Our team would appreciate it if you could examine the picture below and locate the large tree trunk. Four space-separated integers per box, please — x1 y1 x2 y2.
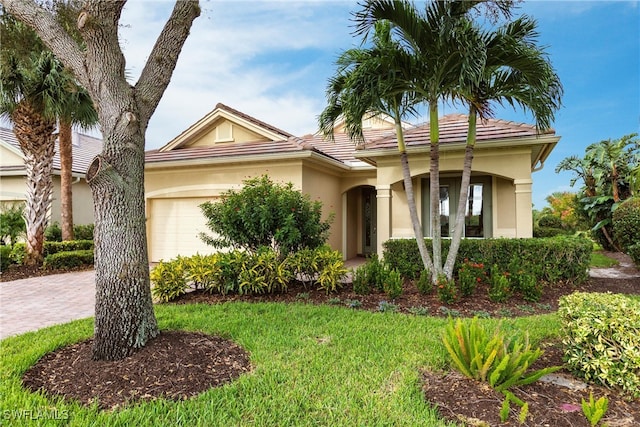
87 129 158 361
12 102 56 265
59 119 74 241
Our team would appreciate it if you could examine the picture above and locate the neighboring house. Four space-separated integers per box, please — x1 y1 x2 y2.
145 103 560 263
0 126 102 225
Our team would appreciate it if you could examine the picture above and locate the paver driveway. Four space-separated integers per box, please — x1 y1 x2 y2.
0 270 95 339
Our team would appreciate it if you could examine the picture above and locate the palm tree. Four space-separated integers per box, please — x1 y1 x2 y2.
0 9 96 262
443 15 563 277
319 20 434 274
353 0 495 281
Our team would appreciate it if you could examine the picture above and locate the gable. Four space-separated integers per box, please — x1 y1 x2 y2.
159 103 293 152
183 117 271 148
0 140 24 167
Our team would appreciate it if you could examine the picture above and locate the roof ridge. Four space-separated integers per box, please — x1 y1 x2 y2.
215 103 293 138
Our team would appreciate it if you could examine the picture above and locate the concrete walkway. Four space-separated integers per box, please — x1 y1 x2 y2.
0 270 95 340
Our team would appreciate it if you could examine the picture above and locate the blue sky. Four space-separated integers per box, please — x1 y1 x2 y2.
119 0 639 210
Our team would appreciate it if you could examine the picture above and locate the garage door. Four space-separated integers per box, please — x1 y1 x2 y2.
148 197 217 262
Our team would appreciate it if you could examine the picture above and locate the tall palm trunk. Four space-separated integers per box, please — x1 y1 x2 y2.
444 109 477 278
59 119 74 240
428 102 443 282
87 125 158 361
394 113 433 274
12 102 56 265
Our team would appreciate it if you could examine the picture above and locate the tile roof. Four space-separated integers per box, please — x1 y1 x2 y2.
365 114 554 150
0 126 103 176
144 111 556 168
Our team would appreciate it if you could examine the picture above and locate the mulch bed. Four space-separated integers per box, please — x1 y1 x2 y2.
10 252 640 423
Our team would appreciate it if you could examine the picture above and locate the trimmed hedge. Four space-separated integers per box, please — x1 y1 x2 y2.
43 249 94 270
558 292 640 398
383 236 591 284
10 240 94 263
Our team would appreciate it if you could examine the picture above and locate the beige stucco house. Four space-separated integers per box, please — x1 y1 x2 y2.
0 127 101 225
144 103 559 262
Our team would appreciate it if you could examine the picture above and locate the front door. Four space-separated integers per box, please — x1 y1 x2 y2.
362 187 377 255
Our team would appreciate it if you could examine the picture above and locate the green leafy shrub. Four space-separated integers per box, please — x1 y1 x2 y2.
238 247 292 295
314 247 347 294
612 197 640 253
507 258 542 302
73 224 94 240
436 274 457 304
558 292 640 398
0 245 12 271
488 264 511 302
9 243 25 264
213 251 247 295
44 240 94 256
43 249 94 270
627 242 640 266
0 202 25 245
382 268 403 300
384 237 592 285
150 258 188 302
352 263 372 295
457 259 485 297
415 269 432 295
199 175 333 257
44 222 62 242
184 253 219 290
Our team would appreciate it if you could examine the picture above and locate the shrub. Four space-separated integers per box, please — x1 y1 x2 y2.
415 269 432 295
44 240 94 256
44 222 62 242
382 269 403 300
628 242 640 266
383 236 591 286
184 253 219 290
73 224 94 240
612 197 640 253
558 292 640 398
9 243 25 264
199 175 333 257
0 245 12 271
457 259 485 297
436 274 457 304
442 317 560 392
43 249 94 270
150 258 188 302
238 247 292 295
314 248 347 294
488 264 511 302
0 202 25 245
213 251 247 295
507 258 542 302
352 264 372 295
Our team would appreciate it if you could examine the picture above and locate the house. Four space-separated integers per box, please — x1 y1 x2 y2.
144 103 559 262
0 127 102 225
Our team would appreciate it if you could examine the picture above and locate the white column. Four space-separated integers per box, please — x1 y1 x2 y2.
514 179 533 237
376 184 391 256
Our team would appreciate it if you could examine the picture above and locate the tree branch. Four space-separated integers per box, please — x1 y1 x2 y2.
135 0 201 126
1 0 88 88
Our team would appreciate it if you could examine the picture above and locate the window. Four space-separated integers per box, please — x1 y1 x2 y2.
423 177 492 238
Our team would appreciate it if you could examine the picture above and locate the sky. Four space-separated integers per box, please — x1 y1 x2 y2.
117 0 640 210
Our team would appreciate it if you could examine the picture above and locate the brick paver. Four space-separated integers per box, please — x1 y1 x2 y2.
0 270 95 339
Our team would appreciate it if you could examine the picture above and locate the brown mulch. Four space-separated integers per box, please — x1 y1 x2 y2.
22 331 252 411
11 252 640 422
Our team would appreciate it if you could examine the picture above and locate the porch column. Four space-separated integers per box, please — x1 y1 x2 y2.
376 184 391 256
514 179 533 237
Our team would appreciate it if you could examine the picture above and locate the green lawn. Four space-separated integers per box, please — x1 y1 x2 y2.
590 251 620 268
0 303 562 426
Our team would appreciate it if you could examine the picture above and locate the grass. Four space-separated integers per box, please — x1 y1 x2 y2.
0 303 563 426
590 251 620 268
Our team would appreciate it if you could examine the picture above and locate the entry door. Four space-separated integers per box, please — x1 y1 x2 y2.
362 187 377 255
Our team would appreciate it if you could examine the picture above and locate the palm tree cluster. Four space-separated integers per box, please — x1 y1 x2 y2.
0 2 97 264
556 133 639 250
320 0 563 282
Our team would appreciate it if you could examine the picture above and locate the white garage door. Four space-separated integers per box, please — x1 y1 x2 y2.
148 197 217 262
